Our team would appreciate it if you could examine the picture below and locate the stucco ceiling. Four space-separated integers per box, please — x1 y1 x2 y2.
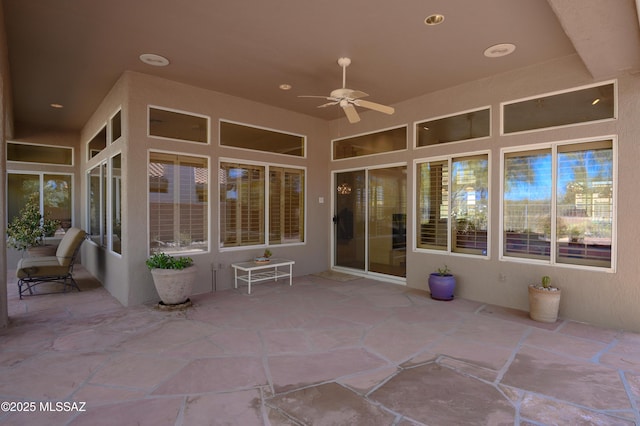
3 0 640 132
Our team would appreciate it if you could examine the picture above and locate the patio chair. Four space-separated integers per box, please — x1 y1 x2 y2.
16 227 87 299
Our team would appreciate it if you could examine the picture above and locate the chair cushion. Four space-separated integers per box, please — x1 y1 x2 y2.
16 256 67 279
55 227 86 266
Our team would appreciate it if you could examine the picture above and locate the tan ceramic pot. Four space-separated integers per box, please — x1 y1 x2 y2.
528 285 561 323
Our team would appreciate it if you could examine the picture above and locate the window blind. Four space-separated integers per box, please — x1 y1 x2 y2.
451 155 488 255
220 162 265 247
503 149 552 260
221 162 304 248
556 141 612 267
149 153 208 253
417 160 448 250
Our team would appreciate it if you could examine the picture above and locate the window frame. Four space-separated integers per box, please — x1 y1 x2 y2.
219 157 306 251
7 170 75 231
7 141 74 166
147 150 211 255
414 150 491 258
500 80 617 136
147 105 211 145
332 125 408 161
414 106 492 149
87 124 107 160
109 152 123 256
109 108 122 144
499 136 617 272
219 119 307 158
87 161 108 246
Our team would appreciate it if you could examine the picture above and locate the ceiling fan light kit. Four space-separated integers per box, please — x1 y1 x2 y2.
300 57 395 124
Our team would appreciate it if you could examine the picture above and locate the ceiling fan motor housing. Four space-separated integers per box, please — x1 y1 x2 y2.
331 88 355 99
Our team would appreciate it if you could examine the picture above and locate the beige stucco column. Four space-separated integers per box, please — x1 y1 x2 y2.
0 0 12 328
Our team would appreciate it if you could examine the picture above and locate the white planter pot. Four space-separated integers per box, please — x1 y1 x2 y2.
150 266 197 305
528 285 561 323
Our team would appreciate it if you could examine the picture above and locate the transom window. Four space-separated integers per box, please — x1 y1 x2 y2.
219 161 305 248
333 126 407 160
415 107 490 147
220 120 305 157
148 106 209 144
502 138 615 269
7 142 73 166
502 81 615 134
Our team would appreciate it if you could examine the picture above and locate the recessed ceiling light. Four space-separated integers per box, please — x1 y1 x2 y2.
484 43 516 58
139 53 170 67
279 84 292 90
424 14 445 26
50 103 64 109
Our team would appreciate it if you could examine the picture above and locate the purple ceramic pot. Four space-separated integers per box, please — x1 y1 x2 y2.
428 273 456 301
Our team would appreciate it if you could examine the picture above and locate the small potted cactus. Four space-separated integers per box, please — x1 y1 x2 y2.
528 275 561 323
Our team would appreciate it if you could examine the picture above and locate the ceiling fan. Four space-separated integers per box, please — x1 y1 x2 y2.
300 57 395 124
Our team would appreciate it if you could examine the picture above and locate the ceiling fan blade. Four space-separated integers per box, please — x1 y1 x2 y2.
349 90 369 100
353 99 395 115
298 95 334 100
343 104 360 123
317 101 339 108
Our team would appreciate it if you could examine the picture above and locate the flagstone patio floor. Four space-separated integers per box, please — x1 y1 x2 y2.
2 266 640 425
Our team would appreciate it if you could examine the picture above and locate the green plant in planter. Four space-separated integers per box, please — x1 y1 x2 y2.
263 248 272 258
7 193 60 251
541 275 551 289
146 252 193 270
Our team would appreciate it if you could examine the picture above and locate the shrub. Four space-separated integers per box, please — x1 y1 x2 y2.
7 193 60 251
146 252 193 270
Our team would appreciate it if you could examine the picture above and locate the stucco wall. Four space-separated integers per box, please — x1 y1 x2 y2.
55 52 640 331
81 71 331 306
329 54 640 331
0 0 9 328
78 75 128 304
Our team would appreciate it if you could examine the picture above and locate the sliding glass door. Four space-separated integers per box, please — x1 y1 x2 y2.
334 166 406 278
334 170 366 270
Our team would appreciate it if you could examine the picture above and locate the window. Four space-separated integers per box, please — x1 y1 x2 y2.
111 154 122 254
7 173 72 230
503 149 552 260
333 126 407 160
220 161 305 248
111 110 122 142
88 126 107 159
269 167 305 244
149 106 209 144
148 152 209 254
87 155 123 252
502 139 614 269
7 142 73 165
416 153 489 256
502 81 615 134
220 120 305 157
87 163 106 245
416 107 490 147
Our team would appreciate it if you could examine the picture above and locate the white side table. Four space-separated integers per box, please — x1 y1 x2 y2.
231 258 295 294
